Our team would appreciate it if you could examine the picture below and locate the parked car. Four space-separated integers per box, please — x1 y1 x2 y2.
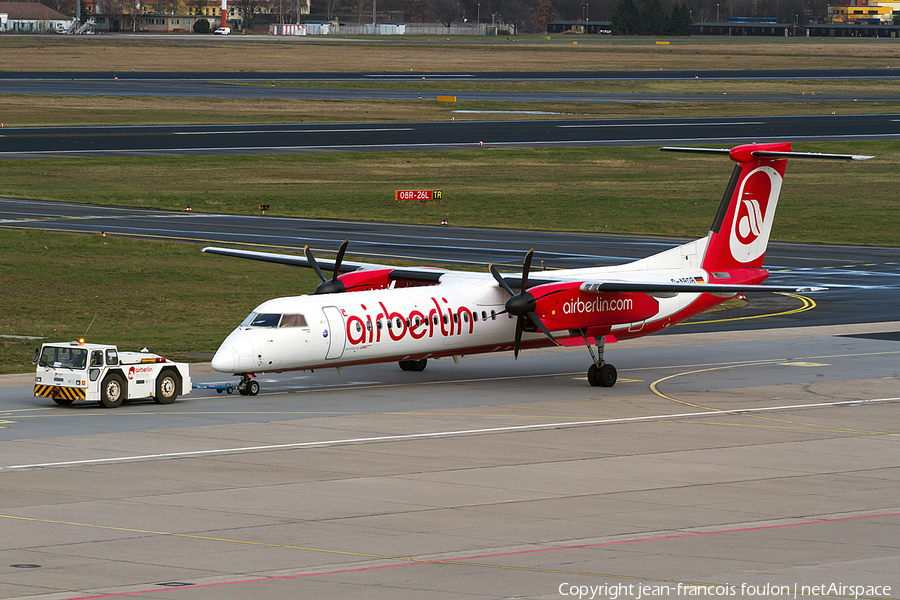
213 26 231 34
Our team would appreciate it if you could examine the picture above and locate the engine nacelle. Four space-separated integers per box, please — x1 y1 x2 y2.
530 281 659 331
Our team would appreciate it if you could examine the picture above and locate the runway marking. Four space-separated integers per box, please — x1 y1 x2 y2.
778 361 831 367
15 510 897 600
3 396 899 471
650 360 900 436
558 121 766 128
173 127 416 135
681 293 815 326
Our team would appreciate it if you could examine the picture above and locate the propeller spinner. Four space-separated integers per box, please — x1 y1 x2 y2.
489 249 560 359
305 239 349 295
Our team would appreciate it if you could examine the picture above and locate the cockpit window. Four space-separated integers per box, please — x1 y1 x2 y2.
279 314 308 328
247 313 281 328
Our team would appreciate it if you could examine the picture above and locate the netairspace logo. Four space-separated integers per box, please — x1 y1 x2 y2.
557 582 893 599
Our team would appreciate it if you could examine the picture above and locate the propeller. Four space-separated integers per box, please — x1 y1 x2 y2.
305 239 349 295
489 249 560 359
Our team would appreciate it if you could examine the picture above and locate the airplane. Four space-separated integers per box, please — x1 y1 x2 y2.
202 142 871 396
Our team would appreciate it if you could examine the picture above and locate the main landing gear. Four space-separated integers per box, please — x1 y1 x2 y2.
237 375 260 396
398 358 427 372
582 331 617 388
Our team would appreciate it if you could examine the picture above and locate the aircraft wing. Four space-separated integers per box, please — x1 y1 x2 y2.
576 280 825 296
201 247 447 284
496 273 823 295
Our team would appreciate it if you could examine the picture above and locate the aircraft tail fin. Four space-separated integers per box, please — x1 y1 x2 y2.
661 143 872 273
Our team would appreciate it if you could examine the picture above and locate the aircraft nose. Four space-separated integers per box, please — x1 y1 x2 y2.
211 347 236 373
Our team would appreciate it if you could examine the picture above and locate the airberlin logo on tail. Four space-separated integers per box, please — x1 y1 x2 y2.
729 166 782 264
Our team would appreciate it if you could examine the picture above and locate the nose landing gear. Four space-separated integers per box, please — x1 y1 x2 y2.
237 375 260 396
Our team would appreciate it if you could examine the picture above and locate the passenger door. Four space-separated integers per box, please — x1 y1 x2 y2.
322 306 346 360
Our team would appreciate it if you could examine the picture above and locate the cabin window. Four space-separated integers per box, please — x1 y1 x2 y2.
433 315 439 325
387 319 393 329
414 317 421 326
366 320 372 331
491 310 496 320
473 313 478 322
443 315 449 325
453 314 459 324
279 314 308 328
405 318 411 328
377 320 383 330
482 311 487 321
355 322 362 333
463 313 469 323
396 318 403 329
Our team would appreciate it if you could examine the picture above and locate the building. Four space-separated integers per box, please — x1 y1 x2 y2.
0 2 70 32
546 20 612 34
828 0 900 22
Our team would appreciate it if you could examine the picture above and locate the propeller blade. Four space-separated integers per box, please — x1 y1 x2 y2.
331 239 349 282
513 316 525 360
489 264 516 298
521 248 534 291
527 311 560 346
304 245 327 283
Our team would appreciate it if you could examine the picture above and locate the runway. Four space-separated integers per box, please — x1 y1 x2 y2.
1 324 898 599
3 197 899 331
3 114 900 157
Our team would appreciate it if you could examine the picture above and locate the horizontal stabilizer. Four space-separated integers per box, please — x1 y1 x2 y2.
660 147 873 161
579 280 826 295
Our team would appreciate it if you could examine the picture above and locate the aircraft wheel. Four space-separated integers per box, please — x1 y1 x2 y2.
587 364 602 387
400 358 427 372
599 364 617 387
100 373 125 408
247 380 260 396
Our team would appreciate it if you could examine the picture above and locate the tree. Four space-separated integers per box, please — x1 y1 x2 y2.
611 0 639 33
426 0 456 26
668 2 692 35
193 16 210 31
640 0 669 34
529 0 555 30
235 0 265 29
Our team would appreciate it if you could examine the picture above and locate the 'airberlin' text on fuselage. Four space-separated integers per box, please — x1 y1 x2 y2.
345 298 475 346
563 297 633 315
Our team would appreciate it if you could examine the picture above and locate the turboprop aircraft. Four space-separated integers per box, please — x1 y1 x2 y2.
203 142 871 396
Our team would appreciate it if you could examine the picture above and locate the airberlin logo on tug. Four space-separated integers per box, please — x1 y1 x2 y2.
729 166 782 264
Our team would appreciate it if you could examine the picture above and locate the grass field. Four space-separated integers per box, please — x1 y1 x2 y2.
0 143 895 245
3 36 900 72
0 229 321 374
